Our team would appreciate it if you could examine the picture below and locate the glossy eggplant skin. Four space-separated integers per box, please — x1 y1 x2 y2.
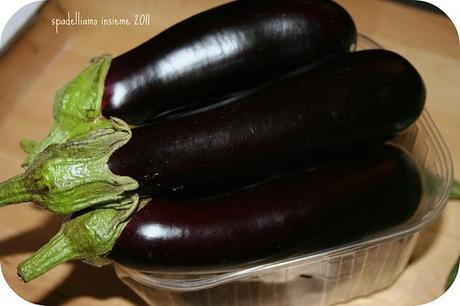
108 50 425 198
109 144 422 272
101 0 357 124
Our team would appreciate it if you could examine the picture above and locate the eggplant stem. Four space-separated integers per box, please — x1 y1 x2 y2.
0 174 31 207
17 197 138 282
451 179 460 200
20 139 38 155
17 232 77 282
0 118 138 214
21 54 112 167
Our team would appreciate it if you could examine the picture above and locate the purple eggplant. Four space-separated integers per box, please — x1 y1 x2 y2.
111 144 423 270
16 144 422 281
102 0 357 124
0 49 425 214
108 49 425 198
21 0 356 166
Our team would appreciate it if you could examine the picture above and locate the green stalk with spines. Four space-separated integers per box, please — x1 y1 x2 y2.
22 54 113 167
17 195 139 282
0 118 138 214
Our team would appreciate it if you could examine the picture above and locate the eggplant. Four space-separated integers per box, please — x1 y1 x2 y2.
102 0 357 124
0 49 425 214
109 144 422 271
17 144 422 281
22 0 357 164
108 49 426 198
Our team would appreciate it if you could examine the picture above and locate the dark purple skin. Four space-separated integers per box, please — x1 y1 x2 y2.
109 144 422 272
101 0 357 124
108 50 426 198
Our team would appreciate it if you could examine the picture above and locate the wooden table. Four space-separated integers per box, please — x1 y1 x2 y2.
0 0 458 305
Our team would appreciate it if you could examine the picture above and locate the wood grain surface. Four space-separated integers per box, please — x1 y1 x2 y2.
0 0 459 305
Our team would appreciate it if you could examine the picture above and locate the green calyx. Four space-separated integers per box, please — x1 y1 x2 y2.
6 54 144 283
0 118 138 214
22 54 112 166
18 195 139 282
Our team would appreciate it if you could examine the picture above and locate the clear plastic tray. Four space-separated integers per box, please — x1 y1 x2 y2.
114 36 454 306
